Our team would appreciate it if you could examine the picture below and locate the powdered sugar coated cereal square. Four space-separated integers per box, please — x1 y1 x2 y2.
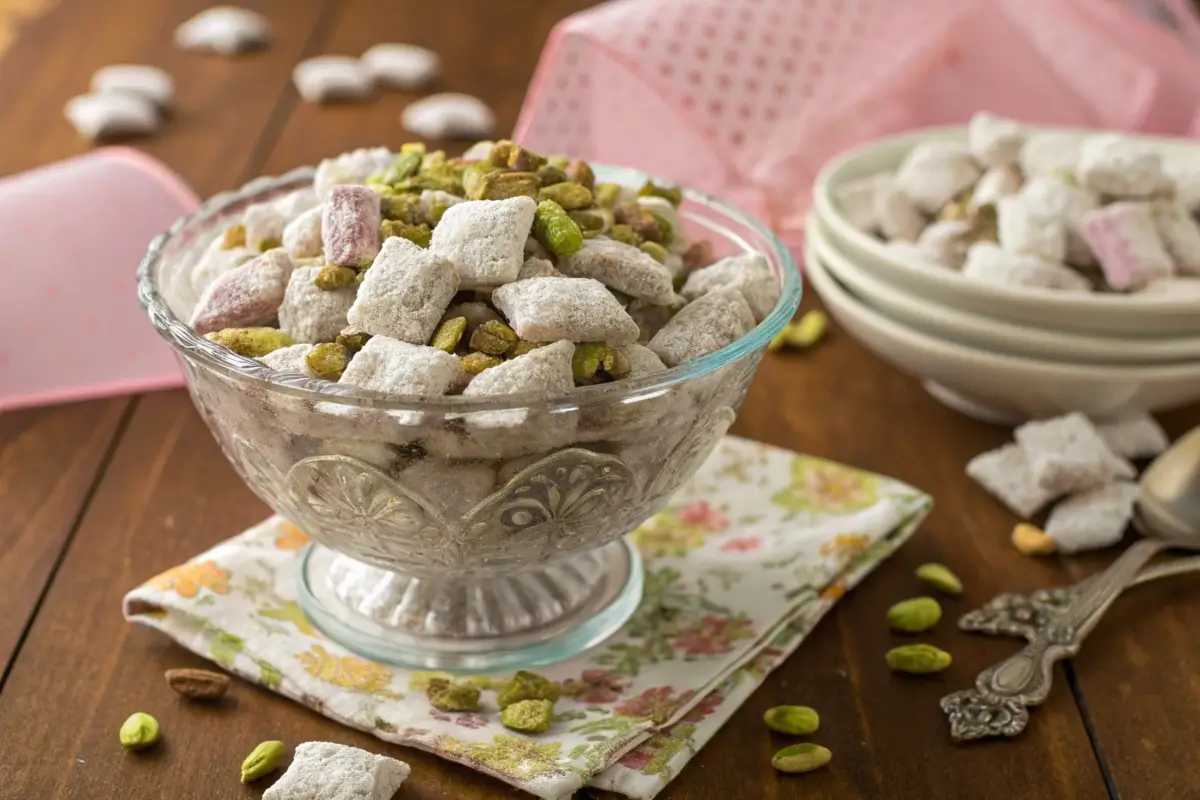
278 266 356 343
190 236 255 296
970 165 1023 209
894 142 982 214
835 174 888 234
1019 177 1099 266
262 741 409 800
361 43 440 89
680 253 780 322
282 205 324 260
491 277 639 345
648 287 755 367
517 256 563 280
1045 481 1138 554
400 459 495 519
1019 133 1079 180
1015 412 1124 496
968 113 1024 168
258 343 318 377
340 336 462 398
997 193 1067 263
1076 134 1166 199
313 147 394 201
462 340 576 428
962 243 1091 292
429 197 536 289
1080 202 1174 290
1153 200 1200 275
347 236 458 344
243 188 317 252
966 443 1056 518
293 56 373 104
557 238 675 305
191 249 294 334
914 220 972 269
1095 414 1169 459
873 178 926 242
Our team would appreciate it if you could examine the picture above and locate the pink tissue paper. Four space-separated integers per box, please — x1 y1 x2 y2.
514 0 1200 252
0 148 198 412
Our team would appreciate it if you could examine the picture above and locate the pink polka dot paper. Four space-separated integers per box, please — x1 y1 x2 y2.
514 0 1200 252
0 148 198 412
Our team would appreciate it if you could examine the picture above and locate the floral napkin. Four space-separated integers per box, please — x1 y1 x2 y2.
123 437 930 800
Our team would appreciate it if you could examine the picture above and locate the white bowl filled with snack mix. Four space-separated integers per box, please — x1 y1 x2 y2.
137 139 800 670
813 114 1200 337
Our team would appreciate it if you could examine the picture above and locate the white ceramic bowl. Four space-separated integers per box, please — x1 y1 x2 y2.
807 216 1200 366
812 125 1200 336
803 232 1200 423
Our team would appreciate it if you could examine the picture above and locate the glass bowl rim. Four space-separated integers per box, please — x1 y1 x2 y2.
136 162 802 413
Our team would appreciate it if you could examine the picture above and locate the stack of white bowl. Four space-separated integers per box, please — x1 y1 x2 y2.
806 125 1200 425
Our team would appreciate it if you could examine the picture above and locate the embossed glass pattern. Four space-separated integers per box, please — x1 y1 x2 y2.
137 164 802 670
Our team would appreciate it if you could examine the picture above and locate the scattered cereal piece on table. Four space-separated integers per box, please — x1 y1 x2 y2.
191 249 293 334
323 185 383 267
1045 481 1138 554
1095 413 1169 459
648 287 755 367
293 56 374 104
277 266 356 343
557 237 675 305
834 174 887 234
429 197 537 289
894 142 982 215
314 147 395 201
1012 522 1057 555
401 93 495 140
1152 200 1200 275
680 253 781 322
90 64 174 108
1076 134 1167 199
174 6 271 55
282 205 324 260
262 741 409 800
347 237 459 344
1014 412 1126 496
64 92 158 141
1079 201 1174 291
961 243 1091 292
873 178 926 242
997 193 1067 263
966 443 1056 517
361 43 440 89
967 112 1024 168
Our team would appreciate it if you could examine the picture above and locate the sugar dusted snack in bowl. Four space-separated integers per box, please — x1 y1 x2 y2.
136 141 800 671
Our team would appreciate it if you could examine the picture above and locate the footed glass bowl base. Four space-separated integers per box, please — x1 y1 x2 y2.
297 539 643 672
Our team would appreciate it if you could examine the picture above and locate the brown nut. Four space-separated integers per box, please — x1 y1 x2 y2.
165 668 231 700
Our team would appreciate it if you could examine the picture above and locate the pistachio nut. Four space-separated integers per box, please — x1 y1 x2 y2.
771 743 832 774
375 150 423 186
613 203 663 242
638 180 683 206
567 208 609 233
763 705 820 736
500 699 554 734
119 712 160 751
600 347 631 379
886 643 952 674
336 328 372 352
488 140 517 167
380 190 425 224
915 563 963 595
537 181 594 211
887 596 942 633
536 164 569 186
205 328 294 358
532 199 584 257
496 670 562 709
221 223 247 249
572 342 609 383
427 678 483 712
508 341 548 358
400 141 426 154
565 158 596 191
607 223 641 247
467 169 540 201
470 319 519 355
432 316 467 353
639 240 669 264
306 342 349 381
594 182 623 208
241 740 286 783
506 144 546 173
380 219 432 248
460 352 503 373
256 236 282 252
1012 522 1056 555
315 264 358 290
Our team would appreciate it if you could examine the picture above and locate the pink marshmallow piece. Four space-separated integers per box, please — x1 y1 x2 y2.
1079 202 1174 291
190 249 294 334
322 184 382 267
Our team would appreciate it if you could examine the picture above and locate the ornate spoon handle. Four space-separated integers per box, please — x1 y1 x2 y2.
942 539 1168 742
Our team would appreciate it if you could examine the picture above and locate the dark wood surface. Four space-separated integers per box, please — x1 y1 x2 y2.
0 2 1196 798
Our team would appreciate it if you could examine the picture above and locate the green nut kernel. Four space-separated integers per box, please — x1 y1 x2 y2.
336 328 372 352
532 199 584 258
565 159 596 191
500 699 555 734
567 209 609 233
614 203 664 243
507 144 547 172
241 740 285 783
427 200 453 226
600 346 631 379
546 154 570 170
400 141 427 154
496 670 562 709
256 237 282 252
315 264 358 290
376 150 423 186
305 342 349 381
460 352 503 374
470 319 519 355
572 342 609 383
536 164 568 186
915 563 963 595
221 224 246 249
594 182 623 208
380 191 425 224
607 223 641 247
426 678 482 712
465 676 506 691
537 181 594 211
886 643 952 674
771 743 832 774
639 240 669 264
418 148 446 170
206 328 294 358
432 316 467 352
648 211 674 246
380 219 432 248
508 341 547 358
764 706 820 736
639 180 683 206
887 597 942 633
488 140 517 167
466 169 541 201
119 712 160 751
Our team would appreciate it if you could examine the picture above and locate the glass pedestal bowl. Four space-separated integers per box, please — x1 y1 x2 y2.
136 164 801 672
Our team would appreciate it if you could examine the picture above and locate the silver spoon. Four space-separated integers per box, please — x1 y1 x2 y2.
941 426 1200 742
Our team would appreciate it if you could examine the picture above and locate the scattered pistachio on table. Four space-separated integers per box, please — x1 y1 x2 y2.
763 705 820 736
886 643 952 674
500 699 556 734
769 310 829 351
771 742 832 774
496 670 561 709
914 563 963 595
241 740 286 783
886 596 942 633
426 678 482 712
1012 522 1057 555
119 712 160 751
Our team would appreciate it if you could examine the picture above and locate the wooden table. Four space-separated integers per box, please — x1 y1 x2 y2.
2 2 1199 798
